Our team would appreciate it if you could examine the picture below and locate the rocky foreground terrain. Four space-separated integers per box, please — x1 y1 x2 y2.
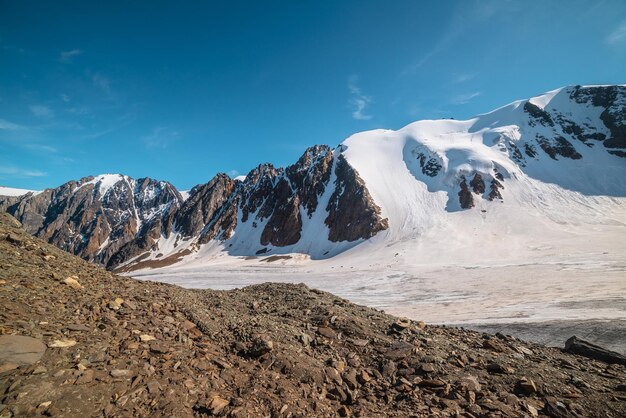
0 212 625 417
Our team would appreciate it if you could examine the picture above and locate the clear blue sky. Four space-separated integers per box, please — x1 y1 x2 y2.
1 0 625 190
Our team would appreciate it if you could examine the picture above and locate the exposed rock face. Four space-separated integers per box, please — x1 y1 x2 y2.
176 174 237 241
260 179 302 247
469 173 485 195
1 175 183 267
513 85 626 162
326 155 388 242
488 179 504 201
458 177 474 209
570 85 626 150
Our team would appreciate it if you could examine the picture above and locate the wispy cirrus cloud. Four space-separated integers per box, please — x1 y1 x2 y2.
0 118 24 130
454 73 476 83
348 75 372 121
92 73 111 93
607 20 626 44
0 165 46 179
29 105 54 119
60 49 82 63
451 91 481 105
24 144 58 153
143 127 181 149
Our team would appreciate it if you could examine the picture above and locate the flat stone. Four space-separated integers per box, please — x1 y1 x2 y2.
110 369 133 378
65 324 90 332
317 327 336 339
63 277 82 290
0 335 46 366
48 339 77 348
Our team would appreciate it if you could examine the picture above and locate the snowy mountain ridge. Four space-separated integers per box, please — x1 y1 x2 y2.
1 84 625 270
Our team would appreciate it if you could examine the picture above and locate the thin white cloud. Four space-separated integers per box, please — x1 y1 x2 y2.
60 49 82 63
228 169 240 177
143 127 181 149
607 20 626 44
0 166 46 178
451 91 482 105
92 74 111 93
24 144 58 153
29 105 54 119
60 94 70 102
348 75 373 121
0 118 23 130
454 73 475 83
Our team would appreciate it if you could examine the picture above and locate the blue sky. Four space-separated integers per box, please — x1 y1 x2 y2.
1 0 625 190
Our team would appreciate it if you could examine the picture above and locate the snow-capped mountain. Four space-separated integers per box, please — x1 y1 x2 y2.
1 85 625 270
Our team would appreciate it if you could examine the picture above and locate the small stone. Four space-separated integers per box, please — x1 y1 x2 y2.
300 333 312 346
6 233 23 245
147 380 161 395
357 370 371 384
32 365 47 374
248 336 273 358
208 395 229 414
140 334 156 342
418 379 447 388
351 338 369 347
317 327 336 339
391 319 411 332
486 362 513 374
343 369 359 390
516 377 537 395
325 367 343 385
421 363 435 373
63 277 82 290
75 369 94 384
180 320 196 331
108 298 123 310
149 341 169 354
459 375 482 392
110 369 132 378
48 339 77 348
38 401 52 409
338 405 351 417
483 338 505 352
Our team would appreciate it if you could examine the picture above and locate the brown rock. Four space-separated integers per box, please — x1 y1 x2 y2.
317 327 336 339
0 335 47 366
207 395 230 415
63 277 82 290
517 377 538 395
110 369 133 378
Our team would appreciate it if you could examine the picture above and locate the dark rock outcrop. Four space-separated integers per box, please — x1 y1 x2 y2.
325 155 388 242
458 177 474 209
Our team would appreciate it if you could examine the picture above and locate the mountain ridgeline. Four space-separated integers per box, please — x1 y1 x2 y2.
1 84 625 270
0 146 387 270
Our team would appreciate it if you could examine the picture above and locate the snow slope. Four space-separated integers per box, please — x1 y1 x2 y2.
0 186 39 196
